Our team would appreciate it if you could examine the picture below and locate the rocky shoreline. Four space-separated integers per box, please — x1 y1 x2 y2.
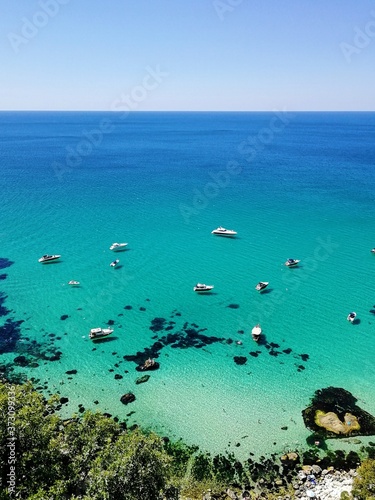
199 465 355 499
292 465 355 499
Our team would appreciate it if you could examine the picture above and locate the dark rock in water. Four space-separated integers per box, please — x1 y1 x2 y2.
249 351 259 357
139 307 146 311
60 397 69 404
94 400 99 404
14 355 29 367
149 317 167 332
103 413 112 418
120 393 136 405
0 293 11 317
78 406 85 413
65 369 77 375
302 387 375 438
48 353 61 361
234 356 247 365
300 353 309 361
281 426 288 430
0 258 14 270
114 374 123 380
60 315 69 321
283 348 292 354
107 319 115 325
270 342 280 348
0 274 7 281
238 329 244 334
29 362 39 368
124 305 133 310
227 304 240 309
136 375 150 384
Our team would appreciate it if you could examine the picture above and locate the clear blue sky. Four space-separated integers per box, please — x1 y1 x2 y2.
0 0 374 110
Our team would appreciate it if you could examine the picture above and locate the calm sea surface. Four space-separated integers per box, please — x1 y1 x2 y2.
1 111 375 459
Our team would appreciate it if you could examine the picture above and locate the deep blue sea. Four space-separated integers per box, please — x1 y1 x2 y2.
1 111 375 459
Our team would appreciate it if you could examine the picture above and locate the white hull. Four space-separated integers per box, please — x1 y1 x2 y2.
194 284 214 292
38 254 61 263
285 259 300 267
89 328 114 340
251 325 262 341
110 243 128 251
211 227 237 237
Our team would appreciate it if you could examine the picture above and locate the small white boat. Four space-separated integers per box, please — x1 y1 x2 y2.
68 280 80 286
38 254 61 263
89 327 114 340
110 242 128 251
211 226 237 237
110 259 119 267
255 281 269 291
371 248 375 254
193 283 214 292
285 258 300 267
251 324 262 341
347 312 357 323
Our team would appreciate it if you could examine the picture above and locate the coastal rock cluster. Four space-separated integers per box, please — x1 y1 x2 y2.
292 465 355 499
302 386 375 438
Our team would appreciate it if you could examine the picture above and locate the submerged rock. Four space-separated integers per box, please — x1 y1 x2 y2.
120 393 136 405
136 375 150 384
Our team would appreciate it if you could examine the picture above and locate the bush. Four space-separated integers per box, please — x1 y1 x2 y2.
352 458 375 499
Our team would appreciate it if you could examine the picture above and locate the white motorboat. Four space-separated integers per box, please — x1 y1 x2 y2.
110 242 128 251
38 254 61 263
255 281 269 291
285 258 300 267
347 312 357 323
251 324 262 341
211 226 237 237
110 259 119 267
371 248 375 254
68 280 80 286
89 327 114 340
193 283 214 292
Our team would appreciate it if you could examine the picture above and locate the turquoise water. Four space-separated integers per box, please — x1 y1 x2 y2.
1 111 375 459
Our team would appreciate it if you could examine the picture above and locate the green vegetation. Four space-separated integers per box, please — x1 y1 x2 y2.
352 459 375 499
1 380 375 499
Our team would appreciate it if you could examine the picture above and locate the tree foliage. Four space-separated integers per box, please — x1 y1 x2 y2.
352 458 375 499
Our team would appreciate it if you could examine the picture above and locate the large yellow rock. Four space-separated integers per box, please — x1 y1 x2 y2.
315 410 360 434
